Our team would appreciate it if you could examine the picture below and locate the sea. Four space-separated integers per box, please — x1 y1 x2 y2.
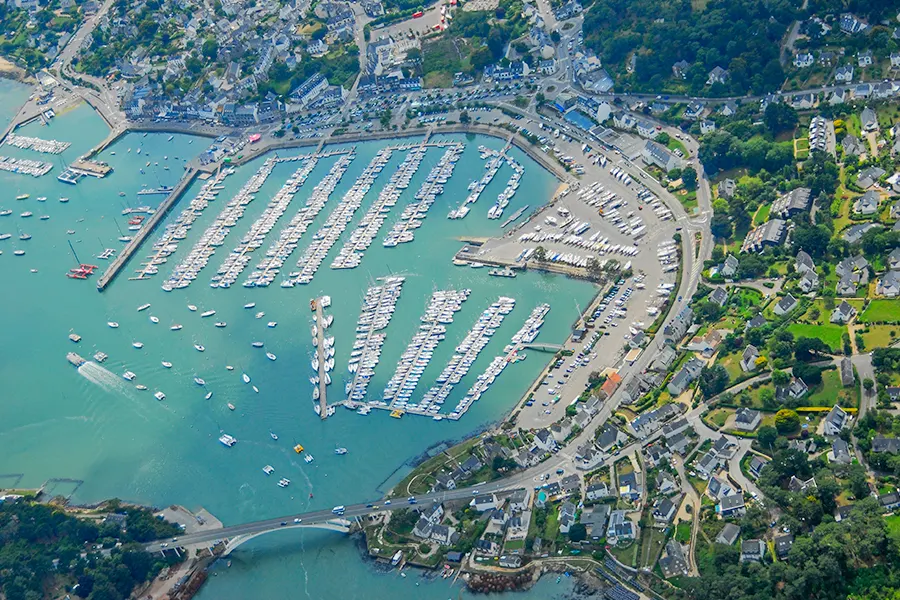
0 79 596 599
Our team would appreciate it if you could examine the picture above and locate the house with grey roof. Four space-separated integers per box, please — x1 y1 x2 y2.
748 455 768 478
667 357 705 396
740 345 760 372
775 534 794 560
799 270 820 293
641 140 684 172
774 294 799 316
878 270 900 298
666 431 691 455
841 357 855 387
718 494 746 517
709 287 728 307
823 404 850 437
829 439 852 464
581 504 610 539
741 539 766 562
716 522 741 545
718 178 736 199
662 306 694 346
606 510 636 542
659 540 689 578
721 254 739 278
844 222 882 244
586 482 612 501
831 300 857 324
649 344 678 372
795 250 815 275
873 436 900 454
861 107 878 131
854 190 880 215
857 166 886 189
734 408 761 431
653 498 677 524
741 219 787 253
772 187 812 218
889 248 900 271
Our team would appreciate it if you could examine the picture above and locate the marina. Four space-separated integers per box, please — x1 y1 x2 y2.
381 288 470 411
4 133 70 154
244 153 354 288
330 142 432 269
447 141 512 219
343 276 405 410
0 156 53 177
311 295 334 420
382 143 464 248
448 303 550 420
163 158 278 290
415 296 516 416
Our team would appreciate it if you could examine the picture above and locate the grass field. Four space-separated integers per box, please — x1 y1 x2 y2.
609 539 639 568
860 299 900 324
707 408 731 428
675 521 691 543
753 203 771 226
886 514 900 536
804 369 860 408
786 323 846 352
859 325 900 350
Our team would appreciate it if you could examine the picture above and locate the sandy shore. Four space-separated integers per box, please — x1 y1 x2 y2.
0 56 32 82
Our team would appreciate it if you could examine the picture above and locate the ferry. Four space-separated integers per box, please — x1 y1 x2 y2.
266 352 277 361
334 448 348 455
154 391 166 401
263 465 275 475
162 361 172 368
201 310 216 317
123 371 136 381
194 376 206 386
194 344 205 352
68 333 81 343
219 434 237 447
137 303 151 311
132 341 144 349
170 324 183 331
107 321 119 328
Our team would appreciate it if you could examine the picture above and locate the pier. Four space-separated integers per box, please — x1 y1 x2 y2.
97 166 200 291
313 299 330 420
69 158 112 178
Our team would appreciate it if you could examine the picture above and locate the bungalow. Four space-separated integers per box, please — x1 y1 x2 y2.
741 345 760 373
653 498 677 524
718 494 746 517
741 539 766 563
823 404 849 437
829 439 852 464
716 522 741 545
741 219 787 253
841 357 855 387
771 187 812 218
830 300 857 324
586 482 612 501
745 315 767 331
878 271 900 297
734 407 762 431
773 294 799 316
775 534 794 560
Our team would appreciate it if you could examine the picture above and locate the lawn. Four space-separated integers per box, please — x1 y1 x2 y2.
859 325 900 350
640 525 669 568
717 351 749 383
675 521 692 543
667 138 689 157
804 369 860 408
886 514 900 537
786 323 846 352
753 203 771 226
860 300 900 324
616 458 634 477
706 408 731 429
609 540 639 568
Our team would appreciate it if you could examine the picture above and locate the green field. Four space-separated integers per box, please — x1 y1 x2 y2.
804 369 859 408
786 323 846 352
675 521 692 543
859 325 900 350
753 203 771 226
860 300 900 324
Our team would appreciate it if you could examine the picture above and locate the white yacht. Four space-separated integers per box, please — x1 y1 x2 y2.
219 434 237 447
154 391 166 401
162 361 173 368
123 371 136 381
107 321 119 328
149 315 159 324
201 310 216 318
242 373 251 383
171 324 183 331
266 352 277 361
194 343 205 352
194 376 206 386
132 341 144 349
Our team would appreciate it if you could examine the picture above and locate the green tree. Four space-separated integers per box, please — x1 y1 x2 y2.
699 365 729 398
775 408 800 434
532 246 547 262
757 425 778 449
764 102 798 134
681 166 697 190
568 523 587 542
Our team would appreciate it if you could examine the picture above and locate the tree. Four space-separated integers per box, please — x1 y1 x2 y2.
699 365 729 398
772 369 790 386
710 213 733 239
459 110 470 124
695 300 725 323
791 224 831 258
757 425 778 449
775 408 800 434
764 102 798 135
550 30 561 44
568 523 587 542
794 337 830 361
760 387 777 408
532 246 547 262
681 166 697 190
864 378 875 393
792 362 822 386
848 465 870 499
201 37 218 61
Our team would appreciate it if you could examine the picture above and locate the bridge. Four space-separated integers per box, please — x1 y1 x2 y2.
144 481 529 555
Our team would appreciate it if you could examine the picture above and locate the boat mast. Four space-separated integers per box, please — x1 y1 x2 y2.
68 240 80 264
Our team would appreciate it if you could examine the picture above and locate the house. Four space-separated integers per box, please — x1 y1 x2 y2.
841 357 855 387
598 372 623 400
857 166 886 190
695 451 721 478
649 344 678 372
663 307 694 346
772 187 812 218
735 408 762 431
775 534 794 560
717 178 736 200
508 488 530 512
790 93 816 110
653 498 677 524
606 510 636 541
498 555 522 568
641 140 684 172
745 315 767 331
840 13 868 34
829 439 852 464
861 107 879 132
618 472 641 501
687 329 722 356
835 65 854 83
672 60 690 79
836 255 869 280
776 376 809 402
858 50 874 68
597 423 625 451
721 255 739 278
716 522 741 545
893 53 900 68
558 502 578 535
856 83 874 99
474 539 499 555
878 271 900 297
741 539 766 562
586 482 612 501
582 504 610 540
435 472 457 490
741 219 787 253
720 101 739 117
644 441 671 468
551 418 574 442
560 474 582 497
888 248 900 270
534 429 558 452
748 455 768 479
290 73 329 107
662 418 690 438
873 436 900 453
823 405 849 437
830 300 857 324
879 492 900 512
656 471 678 495
799 270 820 293
843 222 882 245
773 294 799 316
843 135 863 157
739 345 760 373
667 357 704 396
659 540 689 578
684 101 706 120
700 120 717 134
718 494 746 517
709 287 728 307
707 66 729 86
666 432 691 455
795 250 815 275
793 52 814 68
636 120 658 139
460 456 483 474
471 494 498 512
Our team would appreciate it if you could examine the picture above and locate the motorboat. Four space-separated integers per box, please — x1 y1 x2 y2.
171 324 183 331
205 391 213 400
334 447 348 455
135 384 148 391
107 321 119 328
194 344 205 352
226 365 234 371
263 465 275 475
215 322 227 328
270 432 278 440
162 361 172 368
194 376 206 386
304 454 314 463
244 302 256 309
252 385 259 393
201 310 216 318
154 391 166 401
123 371 136 381
227 403 236 410
266 352 277 361
149 315 159 323
137 303 151 311
219 434 237 447
252 341 264 348
188 304 198 311
132 341 144 349
267 321 277 328
242 373 251 383
255 311 265 319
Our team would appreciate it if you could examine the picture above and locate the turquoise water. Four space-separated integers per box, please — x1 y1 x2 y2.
0 82 597 599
